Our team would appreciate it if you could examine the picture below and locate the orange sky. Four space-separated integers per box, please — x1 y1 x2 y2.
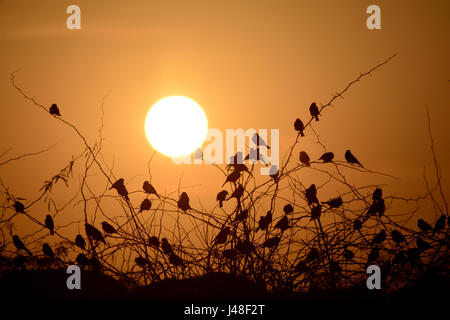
0 1 449 235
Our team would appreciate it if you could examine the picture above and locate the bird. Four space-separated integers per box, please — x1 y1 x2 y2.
213 227 231 246
85 223 105 243
305 184 319 206
161 238 173 255
319 152 334 163
353 219 363 230
294 118 305 136
222 249 237 260
306 247 320 262
139 199 152 212
344 248 354 260
417 219 432 232
222 169 241 187
295 260 307 274
274 216 289 231
229 184 244 200
13 235 32 256
372 229 386 244
391 230 406 243
257 211 272 231
252 133 270 149
434 215 446 233
14 201 25 213
299 151 310 166
178 192 191 212
236 239 255 255
345 150 363 167
142 181 160 198
45 214 54 235
367 248 380 263
75 234 86 250
148 236 160 248
368 199 385 217
372 188 383 201
416 237 431 251
76 253 90 266
309 102 320 121
235 209 249 222
169 253 184 266
245 147 268 165
322 197 343 209
216 190 228 208
135 256 149 267
310 205 322 221
263 236 281 248
42 243 54 257
110 178 129 200
283 204 294 214
49 103 61 116
101 221 117 234
228 152 244 166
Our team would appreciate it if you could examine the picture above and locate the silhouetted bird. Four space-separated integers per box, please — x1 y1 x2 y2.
222 169 241 187
406 248 420 264
76 253 89 266
417 219 432 232
135 256 149 267
85 223 105 243
434 214 446 233
75 234 86 250
89 256 101 270
344 248 354 260
252 133 270 149
229 184 244 200
143 181 160 198
322 197 343 208
216 190 228 208
222 249 237 260
161 238 173 255
214 227 231 246
45 214 54 235
306 247 320 262
372 188 383 201
391 230 406 243
236 239 255 255
283 204 294 214
14 201 25 213
294 260 307 274
228 152 244 166
263 236 280 248
368 199 385 217
274 216 289 231
245 147 268 165
309 102 320 121
310 205 322 220
269 165 279 183
178 192 191 212
367 248 379 263
235 209 248 222
148 236 160 248
299 151 310 166
229 163 250 175
13 235 32 256
416 237 431 251
294 118 305 136
345 150 363 167
353 219 363 230
110 178 129 200
257 211 272 231
372 229 386 244
42 243 54 257
169 253 183 266
101 221 117 234
319 152 334 163
49 103 61 116
305 184 319 206
139 199 152 212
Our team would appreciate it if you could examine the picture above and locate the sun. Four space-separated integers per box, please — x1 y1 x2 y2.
145 96 208 158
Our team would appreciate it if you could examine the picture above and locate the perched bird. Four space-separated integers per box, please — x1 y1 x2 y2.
135 256 149 267
229 184 244 200
89 256 101 270
306 247 320 262
294 260 307 274
44 214 54 235
263 236 281 248
42 243 54 257
236 239 255 255
235 209 249 222
101 221 117 234
76 253 90 266
299 151 310 166
13 235 32 256
85 223 105 243
252 133 270 149
367 248 380 263
14 201 25 213
222 249 237 260
319 152 334 163
372 188 383 201
245 148 268 165
305 184 319 206
372 229 386 244
391 230 406 243
214 227 231 246
75 234 86 250
345 150 363 167
353 219 363 230
169 253 183 266
310 205 322 221
148 236 160 248
142 181 160 198
344 248 354 260
222 169 241 187
216 190 229 208
434 215 446 233
417 219 432 232
110 178 129 201
322 197 343 209
416 237 431 251
177 192 191 212
161 238 173 255
139 198 152 212
309 102 320 121
228 152 244 166
257 211 272 231
368 199 385 217
274 216 289 231
49 103 61 116
294 118 305 137
283 204 294 214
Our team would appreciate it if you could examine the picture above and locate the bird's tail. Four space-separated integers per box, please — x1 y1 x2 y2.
315 115 319 121
50 230 54 235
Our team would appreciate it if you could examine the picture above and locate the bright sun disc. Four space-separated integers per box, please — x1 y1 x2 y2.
145 96 208 158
